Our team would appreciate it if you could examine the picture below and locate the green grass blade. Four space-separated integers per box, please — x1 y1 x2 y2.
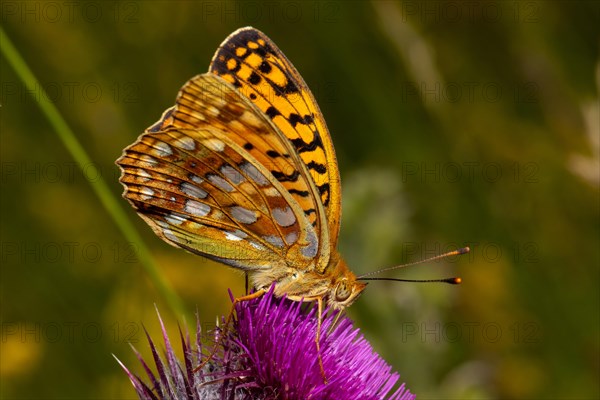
0 25 187 318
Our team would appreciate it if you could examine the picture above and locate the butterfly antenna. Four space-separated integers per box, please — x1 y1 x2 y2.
357 247 469 282
360 277 462 284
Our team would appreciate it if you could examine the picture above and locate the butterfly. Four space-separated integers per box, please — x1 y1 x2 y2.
116 26 465 377
117 26 367 309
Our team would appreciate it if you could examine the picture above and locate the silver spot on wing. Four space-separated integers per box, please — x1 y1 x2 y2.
140 155 158 166
165 212 187 225
208 174 235 192
154 141 173 157
137 169 151 182
272 207 296 227
240 162 269 186
224 230 248 241
301 223 318 258
230 206 258 224
174 136 195 150
181 182 208 199
264 235 284 248
184 200 210 217
202 138 225 152
190 174 203 184
285 231 298 245
140 187 154 200
220 165 245 185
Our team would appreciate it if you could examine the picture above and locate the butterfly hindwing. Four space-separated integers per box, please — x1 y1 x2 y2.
117 75 324 272
159 73 331 272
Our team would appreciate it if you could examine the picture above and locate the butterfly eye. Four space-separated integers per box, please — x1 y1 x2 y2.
334 281 351 302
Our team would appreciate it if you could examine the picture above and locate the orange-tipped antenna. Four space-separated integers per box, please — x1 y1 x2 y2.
360 277 462 284
357 247 469 279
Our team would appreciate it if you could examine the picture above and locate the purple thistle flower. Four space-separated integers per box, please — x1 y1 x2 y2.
116 287 415 400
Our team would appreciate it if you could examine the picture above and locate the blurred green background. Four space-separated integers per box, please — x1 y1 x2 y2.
2 1 598 399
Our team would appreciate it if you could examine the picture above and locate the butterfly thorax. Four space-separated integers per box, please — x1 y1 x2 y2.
250 254 366 310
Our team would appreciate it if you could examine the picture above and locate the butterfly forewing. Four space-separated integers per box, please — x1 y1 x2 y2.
117 76 324 272
208 27 342 249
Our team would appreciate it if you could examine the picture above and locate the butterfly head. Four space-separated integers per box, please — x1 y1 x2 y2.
327 259 367 310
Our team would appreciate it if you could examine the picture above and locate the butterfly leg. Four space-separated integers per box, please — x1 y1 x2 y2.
329 310 343 334
316 296 328 384
193 289 266 373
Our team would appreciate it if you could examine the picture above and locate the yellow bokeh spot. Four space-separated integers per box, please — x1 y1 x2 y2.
0 329 44 378
497 355 545 398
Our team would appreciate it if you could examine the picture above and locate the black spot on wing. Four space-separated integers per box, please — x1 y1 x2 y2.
248 72 261 85
213 29 300 101
211 29 272 75
288 113 314 127
254 46 268 58
288 188 310 197
271 169 300 182
210 56 229 76
259 61 272 74
290 135 324 153
265 106 281 119
265 150 290 159
282 77 299 94
306 161 327 174
317 183 330 195
317 183 330 206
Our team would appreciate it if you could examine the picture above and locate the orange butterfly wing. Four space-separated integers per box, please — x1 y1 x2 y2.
208 27 342 251
117 74 326 273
